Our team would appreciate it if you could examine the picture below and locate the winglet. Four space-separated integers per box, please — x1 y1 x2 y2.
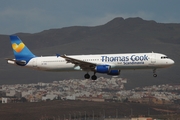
56 54 61 58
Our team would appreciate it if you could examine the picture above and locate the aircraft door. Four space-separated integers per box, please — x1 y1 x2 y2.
33 58 37 67
151 54 156 64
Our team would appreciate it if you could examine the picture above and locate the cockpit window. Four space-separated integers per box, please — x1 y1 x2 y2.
161 56 169 59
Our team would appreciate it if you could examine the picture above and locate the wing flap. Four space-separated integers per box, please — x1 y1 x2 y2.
60 55 96 71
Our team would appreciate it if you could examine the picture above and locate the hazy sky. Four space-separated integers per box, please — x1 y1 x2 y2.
1 0 180 34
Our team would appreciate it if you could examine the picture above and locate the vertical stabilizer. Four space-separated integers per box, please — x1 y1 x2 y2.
9 35 35 65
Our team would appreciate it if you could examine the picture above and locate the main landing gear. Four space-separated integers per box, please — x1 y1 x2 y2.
84 69 158 80
84 73 90 79
153 69 157 77
84 73 97 80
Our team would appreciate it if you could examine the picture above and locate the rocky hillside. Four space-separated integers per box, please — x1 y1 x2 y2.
0 17 179 89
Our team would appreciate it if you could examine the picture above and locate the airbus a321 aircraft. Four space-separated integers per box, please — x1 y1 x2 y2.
6 35 174 80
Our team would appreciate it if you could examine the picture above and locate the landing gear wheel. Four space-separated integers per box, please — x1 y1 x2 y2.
84 73 90 79
91 75 97 80
153 74 157 77
153 69 157 77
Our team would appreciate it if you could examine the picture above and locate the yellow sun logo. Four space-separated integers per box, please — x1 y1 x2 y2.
12 43 25 53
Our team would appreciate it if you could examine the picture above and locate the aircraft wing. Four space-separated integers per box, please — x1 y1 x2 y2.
60 54 96 71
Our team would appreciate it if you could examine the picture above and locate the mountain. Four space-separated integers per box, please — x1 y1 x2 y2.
0 17 180 89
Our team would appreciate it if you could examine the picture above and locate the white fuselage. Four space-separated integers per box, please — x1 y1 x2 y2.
8 35 174 80
25 53 174 72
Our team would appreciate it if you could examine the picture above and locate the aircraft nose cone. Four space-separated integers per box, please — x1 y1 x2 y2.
169 59 175 65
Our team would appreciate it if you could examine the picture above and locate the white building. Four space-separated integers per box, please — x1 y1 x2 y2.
66 95 76 100
42 94 58 101
2 97 11 103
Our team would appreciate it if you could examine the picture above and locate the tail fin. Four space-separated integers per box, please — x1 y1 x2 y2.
9 35 35 64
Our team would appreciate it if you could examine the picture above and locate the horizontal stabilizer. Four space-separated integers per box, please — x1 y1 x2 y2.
6 58 26 66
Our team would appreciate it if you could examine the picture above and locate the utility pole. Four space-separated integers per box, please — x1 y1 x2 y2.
74 113 76 120
131 108 133 117
85 111 86 120
79 112 81 120
103 109 105 118
148 107 150 116
69 114 71 120
116 109 118 118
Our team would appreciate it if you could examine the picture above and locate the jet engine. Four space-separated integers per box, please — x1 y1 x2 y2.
95 65 110 73
107 70 120 75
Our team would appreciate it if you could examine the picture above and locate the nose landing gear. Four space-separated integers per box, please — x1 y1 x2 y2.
153 74 157 77
153 69 157 77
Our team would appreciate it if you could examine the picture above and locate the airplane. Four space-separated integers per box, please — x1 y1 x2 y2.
6 35 174 80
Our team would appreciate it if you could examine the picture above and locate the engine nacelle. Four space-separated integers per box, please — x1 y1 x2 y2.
15 60 26 66
95 65 110 73
107 70 120 75
7 59 26 66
